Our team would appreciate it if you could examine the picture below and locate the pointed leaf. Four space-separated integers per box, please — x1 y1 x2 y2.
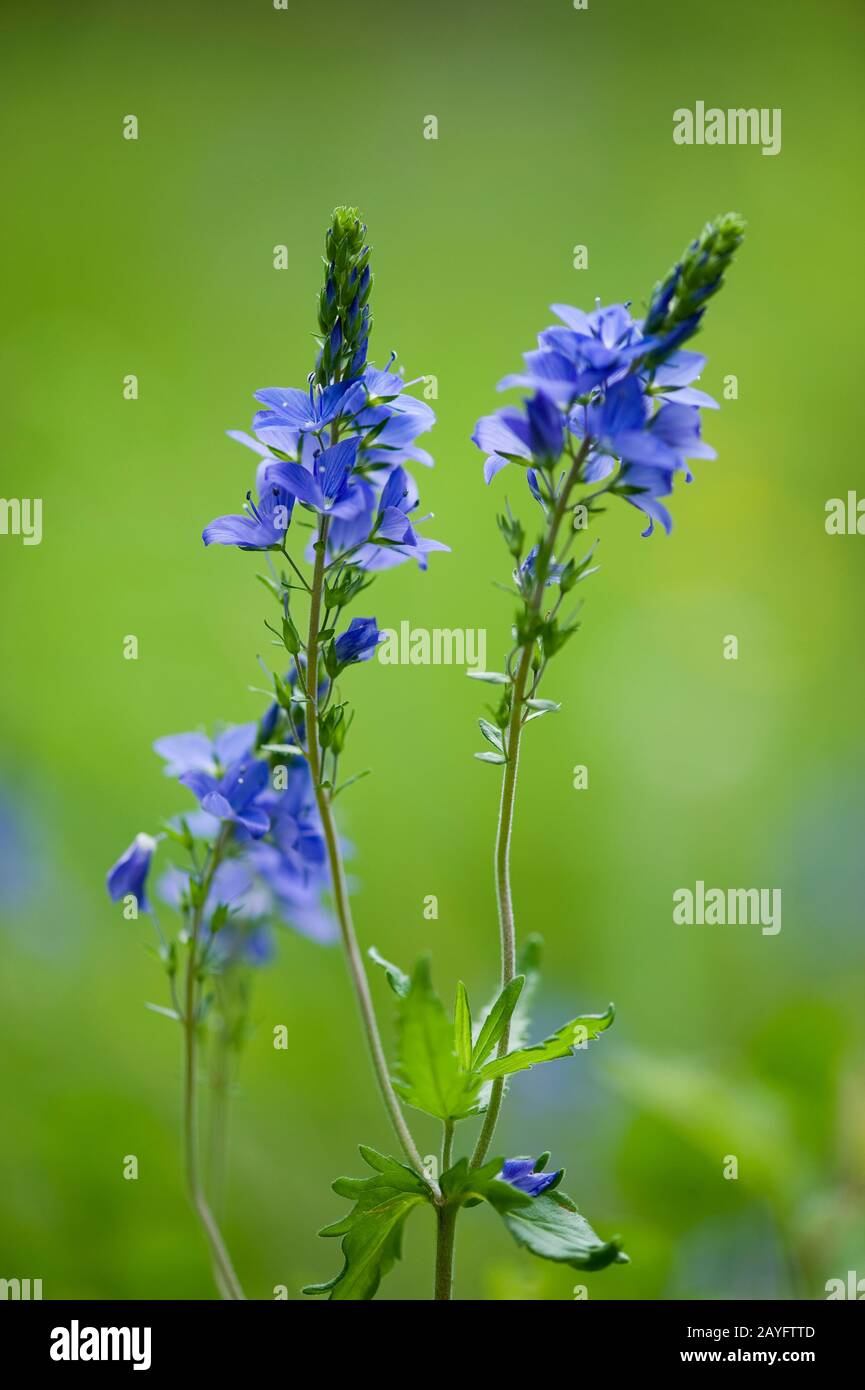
368 946 411 998
471 975 525 1068
392 959 481 1120
478 719 505 751
479 1004 615 1081
454 982 473 1072
500 1189 628 1271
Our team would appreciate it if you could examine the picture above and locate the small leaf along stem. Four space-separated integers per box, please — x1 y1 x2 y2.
471 438 591 1171
182 828 246 1300
305 506 437 1199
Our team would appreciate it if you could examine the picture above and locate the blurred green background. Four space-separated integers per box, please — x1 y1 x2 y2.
2 0 864 1301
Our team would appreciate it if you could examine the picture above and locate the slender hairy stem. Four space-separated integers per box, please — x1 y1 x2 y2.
434 1118 458 1299
207 1006 231 1218
434 1201 458 1301
182 835 246 1300
471 442 590 1169
306 515 436 1195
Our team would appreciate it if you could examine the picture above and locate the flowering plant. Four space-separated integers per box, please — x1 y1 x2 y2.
107 207 743 1300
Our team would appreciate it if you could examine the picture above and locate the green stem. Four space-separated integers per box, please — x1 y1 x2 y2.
306 515 437 1196
434 1201 458 1301
182 834 246 1301
471 442 590 1170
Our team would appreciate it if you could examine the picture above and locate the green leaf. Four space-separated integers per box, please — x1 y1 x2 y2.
392 959 480 1120
303 1147 430 1300
466 671 511 685
479 1004 615 1081
474 751 507 765
368 946 411 998
454 982 473 1072
144 1002 180 1023
524 698 560 712
332 768 371 800
478 718 505 751
500 1189 628 1271
471 975 524 1068
440 1156 532 1215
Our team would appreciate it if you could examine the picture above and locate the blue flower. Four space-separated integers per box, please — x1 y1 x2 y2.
645 350 718 411
259 762 328 879
322 466 448 572
178 757 271 839
499 302 651 408
472 408 533 485
252 380 366 447
246 842 337 944
333 616 382 666
582 379 714 479
498 1156 564 1197
107 833 159 912
267 437 361 517
525 392 565 464
153 725 257 779
203 471 295 551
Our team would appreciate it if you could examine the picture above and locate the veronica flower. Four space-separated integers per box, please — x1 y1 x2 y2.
154 725 257 779
107 832 159 912
333 616 382 666
246 842 337 944
259 763 328 879
499 301 650 407
178 757 271 839
266 437 362 518
252 380 367 448
322 466 448 572
645 350 719 410
498 1156 564 1197
203 470 295 551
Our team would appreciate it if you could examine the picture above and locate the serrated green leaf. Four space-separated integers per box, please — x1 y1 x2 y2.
368 946 411 998
500 1189 627 1271
471 975 524 1068
303 1148 430 1300
479 1004 615 1081
392 959 481 1120
454 982 472 1071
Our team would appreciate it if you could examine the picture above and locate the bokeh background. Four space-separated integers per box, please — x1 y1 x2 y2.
2 0 864 1301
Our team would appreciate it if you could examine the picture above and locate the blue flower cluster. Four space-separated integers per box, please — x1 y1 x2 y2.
473 299 719 536
106 721 338 961
204 360 448 571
